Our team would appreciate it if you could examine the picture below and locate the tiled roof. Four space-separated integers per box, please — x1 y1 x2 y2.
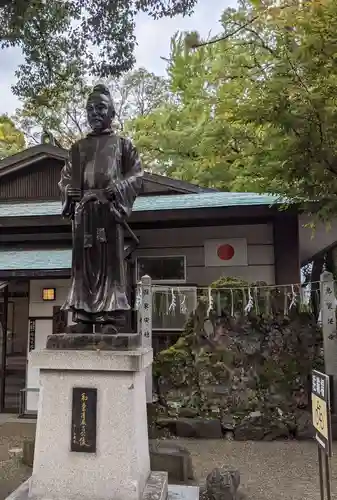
0 192 281 218
0 249 71 270
0 245 137 270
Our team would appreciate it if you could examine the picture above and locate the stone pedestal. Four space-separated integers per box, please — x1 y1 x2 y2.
29 347 157 500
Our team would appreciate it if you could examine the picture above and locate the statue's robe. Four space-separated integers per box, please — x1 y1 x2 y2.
58 130 143 324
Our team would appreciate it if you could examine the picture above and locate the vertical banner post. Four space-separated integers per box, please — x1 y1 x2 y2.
325 453 332 500
318 447 324 500
312 369 333 500
320 271 337 413
0 284 8 412
137 275 152 403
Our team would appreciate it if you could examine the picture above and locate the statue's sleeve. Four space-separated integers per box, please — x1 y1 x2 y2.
58 148 74 217
58 148 72 205
114 138 143 217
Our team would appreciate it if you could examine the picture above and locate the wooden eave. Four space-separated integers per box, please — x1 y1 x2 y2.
0 203 298 230
0 144 214 194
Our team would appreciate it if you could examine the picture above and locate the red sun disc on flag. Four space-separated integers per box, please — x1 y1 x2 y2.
217 244 235 261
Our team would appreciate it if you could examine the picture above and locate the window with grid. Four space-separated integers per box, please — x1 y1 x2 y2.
136 256 186 283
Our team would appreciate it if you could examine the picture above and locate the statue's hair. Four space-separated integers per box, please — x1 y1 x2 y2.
91 83 111 99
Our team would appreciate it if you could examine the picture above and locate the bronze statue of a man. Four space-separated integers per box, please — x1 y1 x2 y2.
59 84 143 334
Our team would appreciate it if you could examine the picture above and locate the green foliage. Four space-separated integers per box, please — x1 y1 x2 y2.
14 68 169 149
0 0 197 104
0 114 25 159
211 277 251 289
131 0 337 218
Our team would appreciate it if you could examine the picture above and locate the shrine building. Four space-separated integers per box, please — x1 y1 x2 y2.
0 142 334 415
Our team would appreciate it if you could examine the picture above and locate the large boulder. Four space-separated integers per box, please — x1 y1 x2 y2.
175 418 223 439
153 289 323 441
295 411 315 440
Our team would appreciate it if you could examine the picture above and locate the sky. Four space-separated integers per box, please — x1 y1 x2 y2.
0 0 236 116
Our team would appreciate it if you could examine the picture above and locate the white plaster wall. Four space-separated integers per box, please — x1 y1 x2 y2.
135 223 275 285
24 224 275 411
26 279 71 412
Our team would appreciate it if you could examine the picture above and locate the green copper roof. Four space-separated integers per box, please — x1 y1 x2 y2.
0 245 135 270
0 249 71 270
0 192 281 218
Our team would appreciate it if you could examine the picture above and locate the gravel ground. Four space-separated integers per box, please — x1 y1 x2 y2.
0 422 35 500
0 422 336 500
178 438 337 500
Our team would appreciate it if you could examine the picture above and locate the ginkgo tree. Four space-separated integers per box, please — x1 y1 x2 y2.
0 114 25 159
130 0 337 219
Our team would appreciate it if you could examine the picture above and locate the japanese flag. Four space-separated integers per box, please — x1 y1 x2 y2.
204 238 248 267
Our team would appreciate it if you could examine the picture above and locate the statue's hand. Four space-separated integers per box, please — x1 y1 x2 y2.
61 201 74 219
110 203 124 223
105 184 117 201
66 186 81 202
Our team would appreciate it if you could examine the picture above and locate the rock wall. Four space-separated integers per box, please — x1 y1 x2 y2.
151 280 323 440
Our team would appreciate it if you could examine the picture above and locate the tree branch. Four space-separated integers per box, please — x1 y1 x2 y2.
65 109 84 135
192 14 261 48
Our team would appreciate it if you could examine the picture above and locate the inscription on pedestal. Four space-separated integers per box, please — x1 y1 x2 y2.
71 387 97 453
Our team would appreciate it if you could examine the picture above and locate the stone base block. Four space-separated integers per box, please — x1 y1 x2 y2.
143 472 168 500
4 475 200 500
168 485 199 500
22 438 196 485
29 348 152 500
46 333 140 350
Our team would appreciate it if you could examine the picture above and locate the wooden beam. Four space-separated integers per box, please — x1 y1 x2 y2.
0 204 293 229
0 270 71 279
130 205 285 224
274 213 300 285
0 233 71 243
0 144 67 178
0 215 69 228
0 284 8 412
1 216 274 235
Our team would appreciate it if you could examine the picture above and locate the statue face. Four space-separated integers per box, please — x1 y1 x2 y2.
86 93 113 132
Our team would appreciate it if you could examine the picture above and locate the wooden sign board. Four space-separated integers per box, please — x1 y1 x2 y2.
29 320 36 352
312 370 332 457
71 388 97 453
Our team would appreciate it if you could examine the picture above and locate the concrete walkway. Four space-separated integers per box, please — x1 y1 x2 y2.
0 414 36 426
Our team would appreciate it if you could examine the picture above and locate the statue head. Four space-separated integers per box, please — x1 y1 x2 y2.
86 83 115 133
